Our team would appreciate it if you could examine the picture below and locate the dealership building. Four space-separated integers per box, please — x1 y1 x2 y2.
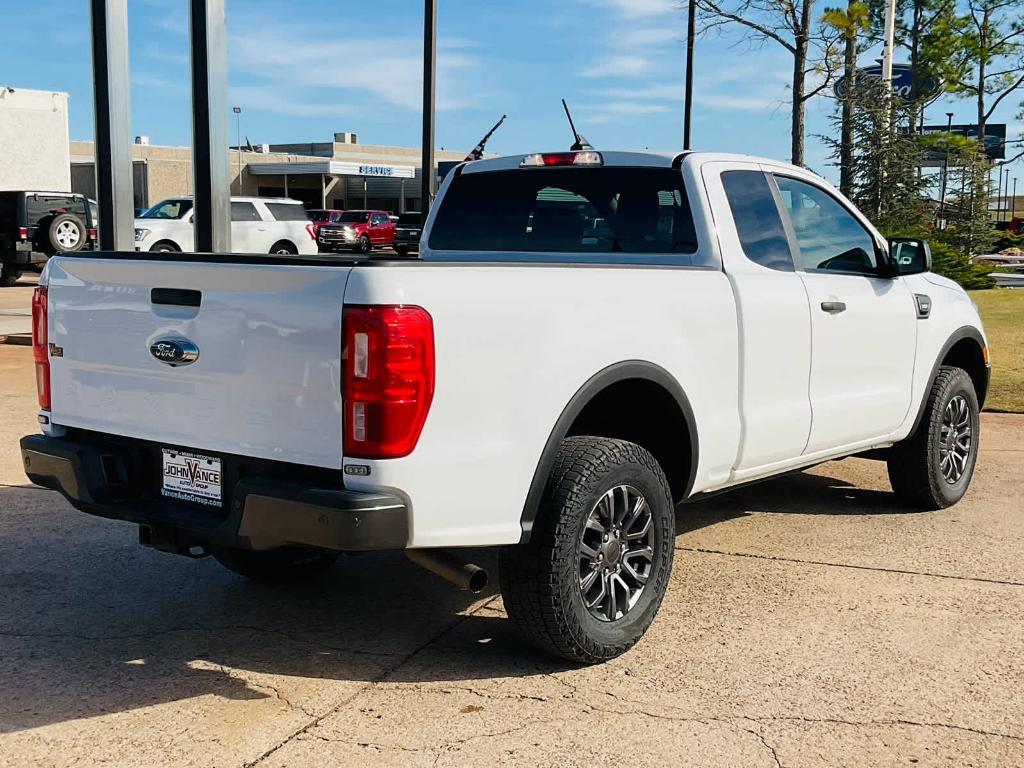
70 133 471 214
3 87 473 214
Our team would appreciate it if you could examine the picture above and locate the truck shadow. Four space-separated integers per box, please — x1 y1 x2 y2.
0 464 917 732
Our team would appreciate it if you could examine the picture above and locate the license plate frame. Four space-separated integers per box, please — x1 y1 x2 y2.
160 448 223 507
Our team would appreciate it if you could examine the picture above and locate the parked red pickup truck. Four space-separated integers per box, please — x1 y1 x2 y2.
317 210 395 254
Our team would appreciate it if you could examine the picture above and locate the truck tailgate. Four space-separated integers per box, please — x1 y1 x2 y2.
46 256 351 469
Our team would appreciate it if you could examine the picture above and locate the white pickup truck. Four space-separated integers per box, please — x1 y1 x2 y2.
21 150 989 663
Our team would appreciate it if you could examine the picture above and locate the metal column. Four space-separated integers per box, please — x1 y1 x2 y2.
320 174 326 208
89 0 135 251
420 0 437 224
189 0 231 253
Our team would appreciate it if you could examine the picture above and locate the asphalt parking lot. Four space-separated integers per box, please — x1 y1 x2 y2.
1 341 1022 767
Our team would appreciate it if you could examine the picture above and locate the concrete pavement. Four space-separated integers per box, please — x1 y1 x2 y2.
0 343 1022 767
0 274 35 339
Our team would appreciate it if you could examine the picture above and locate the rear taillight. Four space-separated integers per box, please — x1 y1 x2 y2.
87 228 98 241
31 287 50 410
343 305 434 459
306 224 316 241
18 227 29 240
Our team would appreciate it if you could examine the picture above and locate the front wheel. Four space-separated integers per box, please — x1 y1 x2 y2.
212 546 340 583
887 365 980 510
500 436 675 663
356 235 371 254
269 241 297 255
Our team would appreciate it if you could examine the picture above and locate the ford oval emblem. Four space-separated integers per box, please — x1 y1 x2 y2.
150 338 199 367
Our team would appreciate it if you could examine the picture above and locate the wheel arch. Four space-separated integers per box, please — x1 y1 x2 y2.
909 326 989 435
518 360 698 544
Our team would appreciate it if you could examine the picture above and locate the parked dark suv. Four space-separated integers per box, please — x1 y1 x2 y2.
0 191 96 286
394 212 422 257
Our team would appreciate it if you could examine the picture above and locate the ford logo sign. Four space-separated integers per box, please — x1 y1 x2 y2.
150 338 199 367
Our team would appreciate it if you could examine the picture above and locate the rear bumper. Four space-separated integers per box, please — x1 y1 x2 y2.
20 433 409 552
4 245 47 266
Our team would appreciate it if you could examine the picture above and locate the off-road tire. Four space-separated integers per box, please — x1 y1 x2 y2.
212 546 340 583
46 213 86 254
499 436 675 663
887 365 980 510
0 263 22 287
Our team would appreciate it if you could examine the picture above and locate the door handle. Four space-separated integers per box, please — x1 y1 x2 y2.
820 301 847 313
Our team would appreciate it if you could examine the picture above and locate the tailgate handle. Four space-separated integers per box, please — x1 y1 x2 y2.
152 288 201 308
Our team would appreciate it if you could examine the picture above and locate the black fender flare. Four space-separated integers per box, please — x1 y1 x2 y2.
518 360 699 543
907 325 988 436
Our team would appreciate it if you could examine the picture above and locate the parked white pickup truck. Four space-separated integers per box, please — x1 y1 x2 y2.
134 196 317 255
22 150 989 663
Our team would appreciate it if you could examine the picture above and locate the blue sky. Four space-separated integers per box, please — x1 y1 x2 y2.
2 0 1021 183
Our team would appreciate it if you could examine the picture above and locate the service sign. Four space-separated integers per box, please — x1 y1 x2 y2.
834 63 941 103
330 161 416 179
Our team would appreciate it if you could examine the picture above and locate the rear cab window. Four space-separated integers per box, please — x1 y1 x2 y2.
721 171 794 271
427 166 709 266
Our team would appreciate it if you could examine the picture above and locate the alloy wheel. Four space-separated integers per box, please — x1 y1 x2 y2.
577 484 655 622
939 394 972 484
55 221 81 248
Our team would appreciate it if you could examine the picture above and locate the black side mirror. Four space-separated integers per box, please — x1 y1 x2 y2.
888 237 932 276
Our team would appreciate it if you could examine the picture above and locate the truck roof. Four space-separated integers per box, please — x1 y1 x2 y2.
459 150 807 176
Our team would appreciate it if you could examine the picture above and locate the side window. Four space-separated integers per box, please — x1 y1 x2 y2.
774 176 878 275
721 170 793 271
265 202 310 222
230 202 261 222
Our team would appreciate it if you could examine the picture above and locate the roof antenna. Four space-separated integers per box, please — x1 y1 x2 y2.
465 114 507 161
561 99 593 151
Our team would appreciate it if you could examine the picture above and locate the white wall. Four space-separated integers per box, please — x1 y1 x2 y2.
0 88 71 192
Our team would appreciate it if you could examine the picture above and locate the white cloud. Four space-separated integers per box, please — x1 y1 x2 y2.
583 54 653 78
591 0 675 17
227 20 478 115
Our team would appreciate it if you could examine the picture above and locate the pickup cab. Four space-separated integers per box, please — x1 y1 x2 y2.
134 196 317 255
317 209 396 253
21 150 989 663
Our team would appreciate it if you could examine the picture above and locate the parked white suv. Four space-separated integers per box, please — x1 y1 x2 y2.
134 196 317 255
23 150 989 663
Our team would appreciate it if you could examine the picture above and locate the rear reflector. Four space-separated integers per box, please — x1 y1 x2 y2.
343 305 435 459
31 287 51 410
18 227 29 240
520 151 603 167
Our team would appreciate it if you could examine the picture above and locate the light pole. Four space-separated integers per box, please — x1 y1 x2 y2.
232 105 242 192
1012 177 1018 221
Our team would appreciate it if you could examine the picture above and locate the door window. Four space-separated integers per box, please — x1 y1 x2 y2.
721 171 794 271
774 176 878 275
230 202 261 222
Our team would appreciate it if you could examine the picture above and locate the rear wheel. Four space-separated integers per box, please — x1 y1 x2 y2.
270 241 297 255
150 241 179 253
500 436 675 663
212 546 340 583
887 366 980 510
0 262 22 287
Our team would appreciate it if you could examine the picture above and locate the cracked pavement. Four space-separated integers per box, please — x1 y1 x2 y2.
1 343 1022 767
